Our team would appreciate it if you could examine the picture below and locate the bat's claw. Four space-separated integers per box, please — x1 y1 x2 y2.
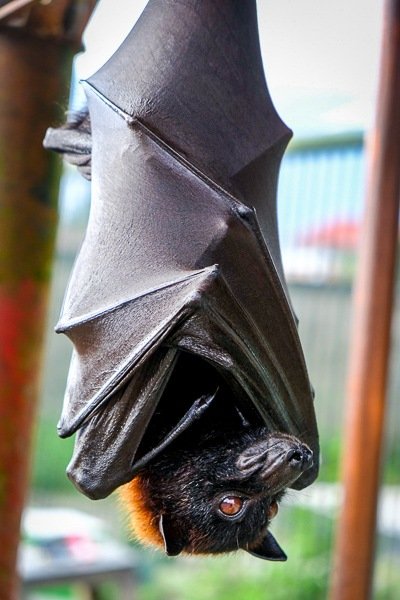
130 388 217 475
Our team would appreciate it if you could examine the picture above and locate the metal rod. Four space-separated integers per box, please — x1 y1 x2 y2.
329 1 400 598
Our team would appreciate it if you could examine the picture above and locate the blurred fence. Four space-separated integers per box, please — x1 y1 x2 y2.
279 133 366 437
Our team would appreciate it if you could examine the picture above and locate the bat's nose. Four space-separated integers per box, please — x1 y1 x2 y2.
286 444 313 471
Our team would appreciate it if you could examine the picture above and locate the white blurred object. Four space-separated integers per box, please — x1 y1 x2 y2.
23 507 104 541
19 507 137 579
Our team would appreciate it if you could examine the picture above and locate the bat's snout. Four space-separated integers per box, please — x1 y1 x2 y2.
286 444 313 471
259 438 313 491
236 433 313 490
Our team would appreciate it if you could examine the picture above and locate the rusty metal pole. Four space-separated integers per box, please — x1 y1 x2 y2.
0 2 95 598
329 1 400 599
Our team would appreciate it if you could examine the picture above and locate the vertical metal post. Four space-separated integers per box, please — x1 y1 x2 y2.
0 3 95 598
329 1 400 598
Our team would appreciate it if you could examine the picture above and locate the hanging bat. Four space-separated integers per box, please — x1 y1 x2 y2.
44 0 319 559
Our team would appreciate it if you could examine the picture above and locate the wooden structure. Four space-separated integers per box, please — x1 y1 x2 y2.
0 2 95 598
329 0 400 598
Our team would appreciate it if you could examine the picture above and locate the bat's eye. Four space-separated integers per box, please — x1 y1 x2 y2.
217 495 245 519
219 496 243 515
267 499 279 520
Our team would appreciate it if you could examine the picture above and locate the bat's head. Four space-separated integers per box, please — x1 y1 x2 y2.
119 427 313 560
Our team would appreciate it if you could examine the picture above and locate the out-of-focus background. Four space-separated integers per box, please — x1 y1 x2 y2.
17 0 399 598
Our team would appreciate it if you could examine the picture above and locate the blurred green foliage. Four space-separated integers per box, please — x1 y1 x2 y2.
137 508 332 600
32 418 74 492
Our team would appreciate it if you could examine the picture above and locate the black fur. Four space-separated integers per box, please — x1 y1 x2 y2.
136 424 312 557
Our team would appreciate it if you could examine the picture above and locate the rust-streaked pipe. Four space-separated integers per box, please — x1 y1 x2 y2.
0 2 96 597
329 1 400 599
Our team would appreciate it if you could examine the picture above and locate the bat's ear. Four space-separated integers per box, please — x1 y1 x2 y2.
158 514 185 557
246 530 287 561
